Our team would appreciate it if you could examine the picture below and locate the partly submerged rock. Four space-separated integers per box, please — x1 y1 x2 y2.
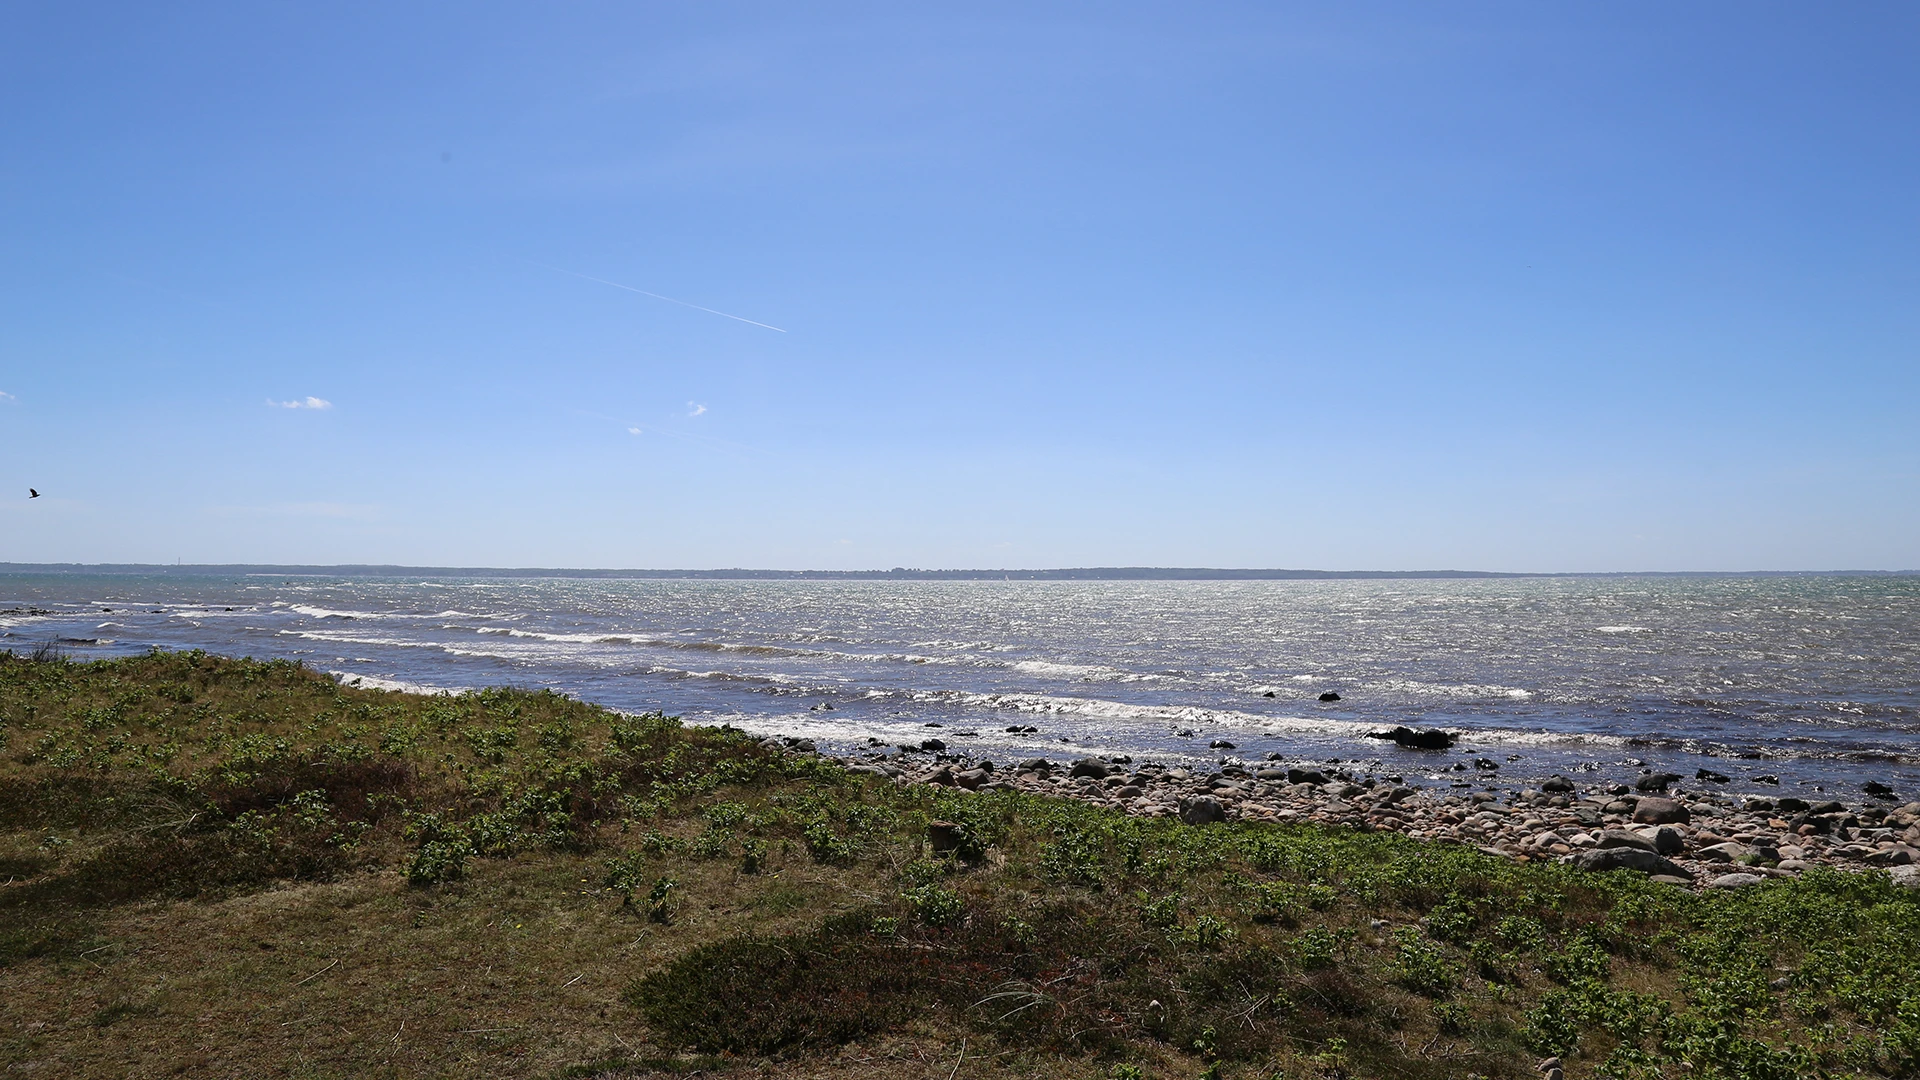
1365 726 1456 750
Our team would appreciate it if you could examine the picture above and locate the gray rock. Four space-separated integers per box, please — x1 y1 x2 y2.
919 738 947 752
1596 829 1657 853
1541 775 1576 793
1708 872 1764 889
1570 847 1692 877
1633 797 1691 825
1866 846 1918 867
1636 772 1682 792
1287 768 1331 786
1646 825 1685 855
1178 795 1227 825
925 765 957 786
953 768 990 790
1886 864 1920 890
1068 758 1112 779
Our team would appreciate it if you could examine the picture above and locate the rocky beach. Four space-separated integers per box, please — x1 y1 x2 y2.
833 741 1920 890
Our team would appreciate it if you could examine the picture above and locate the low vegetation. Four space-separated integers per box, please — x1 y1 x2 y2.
1 649 1916 1078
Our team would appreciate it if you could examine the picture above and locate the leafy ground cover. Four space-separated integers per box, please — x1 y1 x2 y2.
1 649 1916 1079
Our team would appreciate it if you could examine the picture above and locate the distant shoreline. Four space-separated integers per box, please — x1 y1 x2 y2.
0 562 1913 580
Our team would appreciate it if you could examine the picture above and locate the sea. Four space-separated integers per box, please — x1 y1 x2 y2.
3 571 1917 801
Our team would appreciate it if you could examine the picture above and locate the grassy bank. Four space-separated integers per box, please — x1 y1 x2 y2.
1 650 1916 1079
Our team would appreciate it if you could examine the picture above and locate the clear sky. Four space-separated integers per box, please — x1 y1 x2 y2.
2 3 1915 571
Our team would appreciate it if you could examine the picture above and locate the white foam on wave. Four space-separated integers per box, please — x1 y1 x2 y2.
329 671 466 695
1365 678 1534 701
1595 625 1652 634
1010 659 1138 680
289 604 389 620
935 691 1374 737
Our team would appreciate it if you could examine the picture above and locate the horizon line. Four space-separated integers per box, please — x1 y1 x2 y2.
1 562 1915 581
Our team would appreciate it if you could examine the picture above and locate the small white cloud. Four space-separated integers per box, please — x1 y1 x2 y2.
269 396 333 410
686 401 707 417
628 427 643 435
0 390 14 401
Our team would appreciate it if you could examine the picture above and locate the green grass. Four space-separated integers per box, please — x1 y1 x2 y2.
1 648 1916 1079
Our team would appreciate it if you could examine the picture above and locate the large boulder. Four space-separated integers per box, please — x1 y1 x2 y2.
1632 797 1691 825
1571 847 1692 878
1286 767 1331 786
1068 758 1112 779
1178 796 1227 825
1635 772 1682 793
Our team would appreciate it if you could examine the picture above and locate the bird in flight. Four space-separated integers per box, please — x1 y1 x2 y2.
28 489 39 498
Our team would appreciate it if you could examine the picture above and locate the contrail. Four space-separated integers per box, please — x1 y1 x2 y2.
530 262 786 333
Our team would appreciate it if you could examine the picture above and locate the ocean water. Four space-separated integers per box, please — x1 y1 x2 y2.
3 573 1917 799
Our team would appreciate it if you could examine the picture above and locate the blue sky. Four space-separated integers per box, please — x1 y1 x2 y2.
1 2 1915 570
